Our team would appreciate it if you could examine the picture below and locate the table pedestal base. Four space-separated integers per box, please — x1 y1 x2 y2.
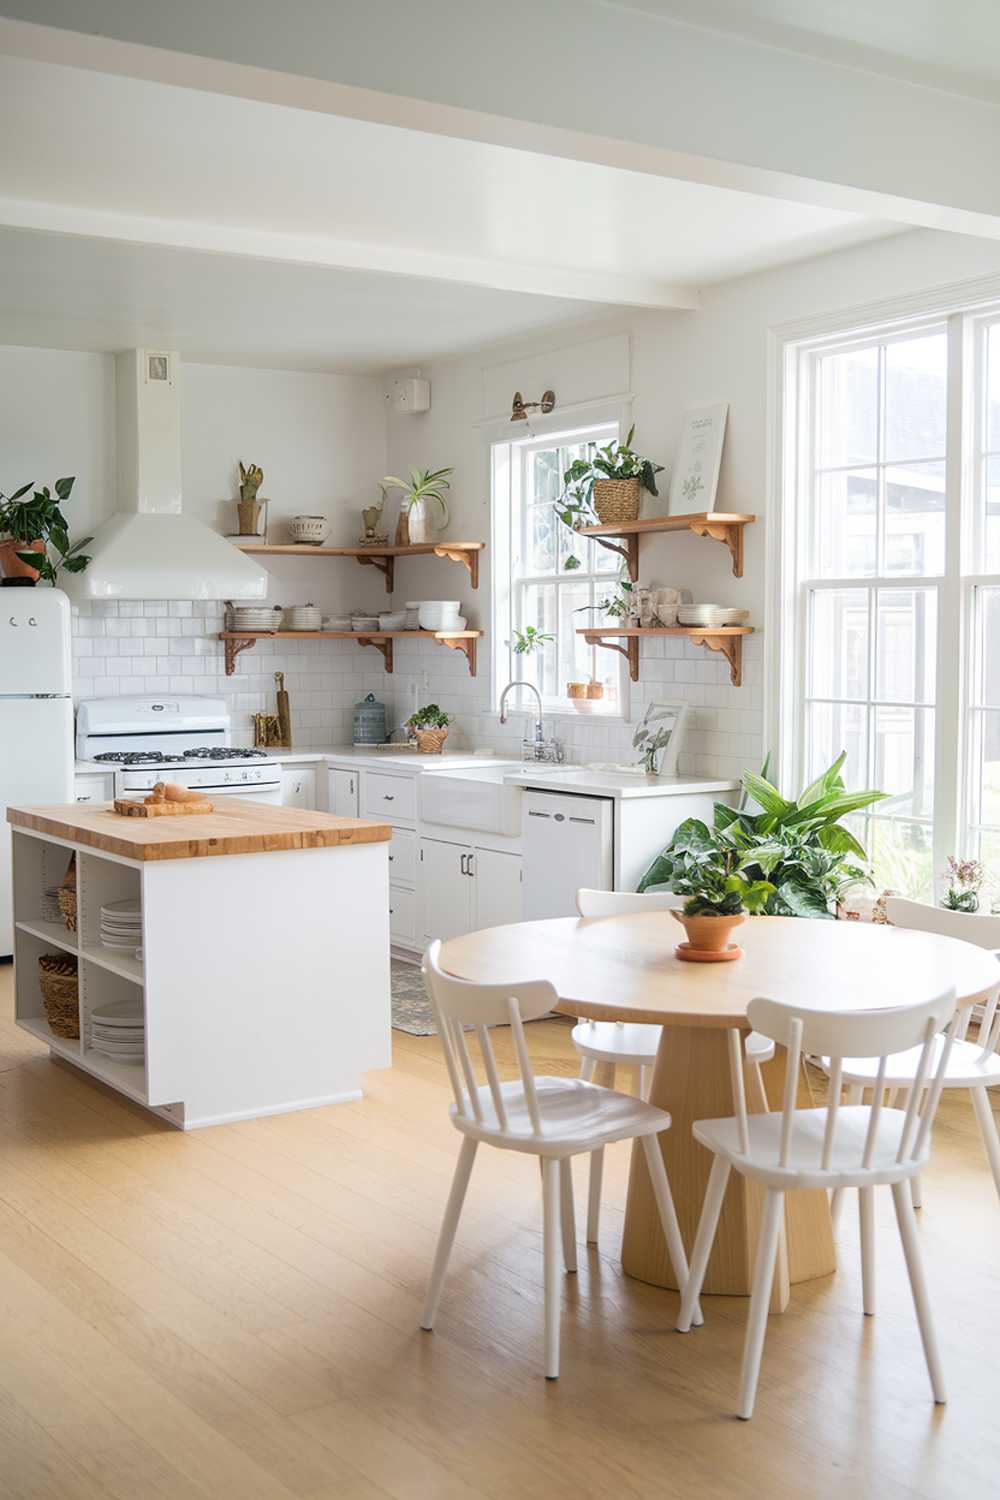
621 1026 836 1309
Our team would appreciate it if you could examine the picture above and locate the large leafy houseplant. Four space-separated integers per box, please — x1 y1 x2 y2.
0 477 93 584
555 425 664 569
639 753 885 919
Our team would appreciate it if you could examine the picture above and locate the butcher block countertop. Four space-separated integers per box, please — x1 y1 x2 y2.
7 799 392 862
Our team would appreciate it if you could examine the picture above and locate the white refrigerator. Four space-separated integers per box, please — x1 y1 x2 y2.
1 588 74 957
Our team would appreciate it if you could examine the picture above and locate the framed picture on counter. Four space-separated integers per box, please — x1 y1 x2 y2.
668 402 728 515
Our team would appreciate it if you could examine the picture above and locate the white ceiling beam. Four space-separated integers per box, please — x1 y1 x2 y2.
2 4 1000 237
0 197 700 312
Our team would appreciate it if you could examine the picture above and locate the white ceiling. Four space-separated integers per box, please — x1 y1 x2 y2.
616 1 1000 102
0 50 902 371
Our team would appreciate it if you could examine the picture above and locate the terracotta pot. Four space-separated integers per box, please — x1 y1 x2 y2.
671 908 746 962
0 537 44 580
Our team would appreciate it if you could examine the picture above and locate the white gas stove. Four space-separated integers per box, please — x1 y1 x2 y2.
76 696 283 803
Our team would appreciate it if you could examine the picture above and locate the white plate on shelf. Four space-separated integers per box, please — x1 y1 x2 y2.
91 1001 144 1026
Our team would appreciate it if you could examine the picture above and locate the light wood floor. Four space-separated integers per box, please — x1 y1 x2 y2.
1 964 999 1500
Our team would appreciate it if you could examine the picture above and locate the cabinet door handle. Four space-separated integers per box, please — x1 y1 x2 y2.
350 778 355 794
459 853 468 875
76 794 92 802
383 794 394 801
466 855 475 878
388 853 394 862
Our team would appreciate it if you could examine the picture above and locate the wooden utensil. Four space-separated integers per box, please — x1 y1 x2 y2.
275 671 292 747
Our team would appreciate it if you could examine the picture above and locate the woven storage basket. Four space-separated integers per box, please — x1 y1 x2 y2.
38 953 79 1038
58 854 77 932
593 476 641 525
414 727 449 754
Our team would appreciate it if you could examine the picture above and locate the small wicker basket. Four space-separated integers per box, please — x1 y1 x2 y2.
593 476 641 525
58 854 77 932
413 727 449 754
38 953 79 1038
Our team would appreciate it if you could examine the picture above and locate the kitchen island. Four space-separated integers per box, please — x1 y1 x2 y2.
7 799 392 1128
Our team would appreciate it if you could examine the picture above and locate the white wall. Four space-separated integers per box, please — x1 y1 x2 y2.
0 347 389 740
385 227 1000 779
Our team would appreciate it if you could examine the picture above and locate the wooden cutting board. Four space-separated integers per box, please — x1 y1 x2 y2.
113 799 215 818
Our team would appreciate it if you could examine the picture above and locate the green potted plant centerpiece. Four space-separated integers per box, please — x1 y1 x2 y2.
638 753 885 958
0 477 92 584
407 703 452 754
641 818 775 961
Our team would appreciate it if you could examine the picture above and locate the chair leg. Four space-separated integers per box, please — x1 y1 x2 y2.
586 1146 604 1244
542 1158 561 1379
639 1064 652 1100
640 1134 701 1325
421 1137 478 1331
970 1086 1000 1204
891 1180 946 1403
559 1158 577 1273
579 1056 596 1083
859 1186 875 1316
677 1156 732 1333
831 1085 863 1229
910 1175 923 1210
737 1189 784 1421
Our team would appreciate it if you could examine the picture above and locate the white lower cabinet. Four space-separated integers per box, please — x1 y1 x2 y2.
74 773 116 804
420 835 521 944
388 884 416 946
281 767 317 809
328 768 359 817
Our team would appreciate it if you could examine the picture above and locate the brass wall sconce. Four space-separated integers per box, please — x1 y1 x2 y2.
511 390 556 422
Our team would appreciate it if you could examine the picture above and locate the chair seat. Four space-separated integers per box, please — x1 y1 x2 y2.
693 1105 928 1190
822 1036 1000 1091
451 1076 672 1157
572 1020 776 1068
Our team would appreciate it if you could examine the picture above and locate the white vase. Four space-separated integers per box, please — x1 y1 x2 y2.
407 497 429 544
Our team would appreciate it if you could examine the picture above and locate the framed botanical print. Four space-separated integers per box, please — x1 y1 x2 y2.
668 402 728 515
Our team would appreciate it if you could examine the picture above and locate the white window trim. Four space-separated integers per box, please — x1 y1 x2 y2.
488 397 635 721
770 277 1000 899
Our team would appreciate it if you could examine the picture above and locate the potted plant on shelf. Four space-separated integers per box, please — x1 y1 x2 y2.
407 703 452 754
512 625 553 655
0 477 93 583
554 425 664 567
639 752 885 924
382 467 453 546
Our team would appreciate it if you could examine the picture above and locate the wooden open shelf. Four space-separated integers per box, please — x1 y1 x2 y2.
577 512 755 578
235 540 484 592
219 629 481 676
578 625 754 686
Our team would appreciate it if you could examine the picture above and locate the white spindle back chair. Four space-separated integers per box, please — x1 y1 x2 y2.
823 896 1000 1223
420 940 698 1379
573 887 776 1243
677 986 959 1420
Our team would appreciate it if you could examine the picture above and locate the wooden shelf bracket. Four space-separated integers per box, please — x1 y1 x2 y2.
583 631 640 682
223 636 258 675
434 544 480 588
355 554 394 593
356 635 394 671
592 534 640 580
688 631 744 686
437 634 478 675
690 517 745 577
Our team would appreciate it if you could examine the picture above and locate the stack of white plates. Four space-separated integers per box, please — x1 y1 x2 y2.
677 605 750 628
403 601 422 629
100 898 142 957
351 614 380 631
284 603 322 631
418 600 462 631
90 1000 144 1061
324 615 352 631
232 605 283 631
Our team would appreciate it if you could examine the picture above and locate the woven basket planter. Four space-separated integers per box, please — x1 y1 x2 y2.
593 477 641 526
414 727 449 754
38 953 79 1038
58 854 77 932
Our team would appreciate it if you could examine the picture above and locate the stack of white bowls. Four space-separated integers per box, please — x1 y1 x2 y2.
418 600 462 632
231 604 283 632
403 601 422 630
284 603 322 631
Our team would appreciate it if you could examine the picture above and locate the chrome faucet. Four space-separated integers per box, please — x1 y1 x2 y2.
498 680 564 763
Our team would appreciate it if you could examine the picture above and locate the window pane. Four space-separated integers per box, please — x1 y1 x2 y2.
529 448 561 506
983 456 1000 576
972 830 1000 911
557 579 595 698
867 819 934 901
518 583 557 699
807 701 867 791
809 588 868 700
814 470 877 577
872 705 934 817
817 346 877 468
593 537 621 574
527 503 556 573
987 323 1000 453
884 459 945 575
884 332 947 462
875 588 936 703
974 710 1000 828
977 587 1000 708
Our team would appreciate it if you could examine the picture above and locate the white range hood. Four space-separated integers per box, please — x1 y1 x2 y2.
68 350 267 602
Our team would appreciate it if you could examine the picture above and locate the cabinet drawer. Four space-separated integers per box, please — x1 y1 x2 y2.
388 884 416 944
387 827 416 884
74 773 115 804
363 772 415 821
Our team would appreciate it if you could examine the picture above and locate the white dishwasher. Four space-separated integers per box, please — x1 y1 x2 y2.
522 789 614 920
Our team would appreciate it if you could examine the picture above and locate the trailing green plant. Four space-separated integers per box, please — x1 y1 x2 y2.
574 578 634 622
0 477 93 583
511 625 553 655
406 703 451 730
554 425 664 568
639 752 886 919
381 467 453 528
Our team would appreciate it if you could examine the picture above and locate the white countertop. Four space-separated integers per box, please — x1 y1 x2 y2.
502 768 738 799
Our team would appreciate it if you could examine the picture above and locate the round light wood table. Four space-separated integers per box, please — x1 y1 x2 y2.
440 913 999 1310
